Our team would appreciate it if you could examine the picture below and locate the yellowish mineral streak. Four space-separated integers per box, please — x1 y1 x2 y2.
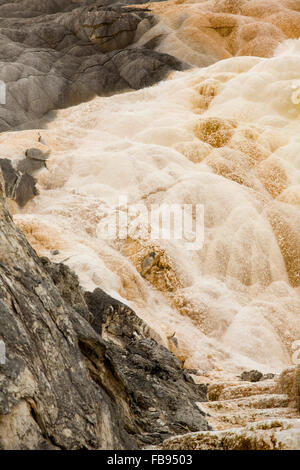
147 0 300 66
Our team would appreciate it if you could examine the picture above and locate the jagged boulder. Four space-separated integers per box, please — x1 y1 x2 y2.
240 370 263 382
17 148 49 176
0 159 38 207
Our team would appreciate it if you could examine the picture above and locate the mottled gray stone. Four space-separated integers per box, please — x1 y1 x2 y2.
0 0 187 132
16 148 49 176
0 158 38 207
240 370 263 382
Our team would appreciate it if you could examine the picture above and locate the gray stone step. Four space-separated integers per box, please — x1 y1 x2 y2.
161 419 300 450
208 380 277 401
203 393 289 412
204 407 298 430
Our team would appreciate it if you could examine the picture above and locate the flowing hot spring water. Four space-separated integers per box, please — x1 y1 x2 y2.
1 39 300 382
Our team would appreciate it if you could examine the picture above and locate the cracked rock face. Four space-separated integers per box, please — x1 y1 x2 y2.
0 172 209 449
0 0 186 132
0 172 134 450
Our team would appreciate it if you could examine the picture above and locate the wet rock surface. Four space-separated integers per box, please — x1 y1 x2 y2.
0 172 209 449
0 0 186 132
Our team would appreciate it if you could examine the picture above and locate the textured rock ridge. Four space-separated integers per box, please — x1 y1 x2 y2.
0 170 209 449
0 0 186 132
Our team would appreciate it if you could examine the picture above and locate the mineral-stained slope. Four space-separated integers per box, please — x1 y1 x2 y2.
150 0 300 66
0 172 209 449
0 0 299 452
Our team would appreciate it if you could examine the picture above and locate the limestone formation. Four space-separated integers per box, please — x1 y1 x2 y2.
151 0 300 66
0 0 299 452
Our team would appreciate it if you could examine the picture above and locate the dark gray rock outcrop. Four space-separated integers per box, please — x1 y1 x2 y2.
83 288 210 445
240 370 275 383
17 148 49 175
0 158 38 207
240 370 263 382
0 0 187 131
0 146 50 207
0 170 209 449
